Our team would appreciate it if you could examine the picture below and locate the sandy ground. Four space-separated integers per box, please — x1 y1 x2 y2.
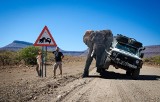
0 56 160 102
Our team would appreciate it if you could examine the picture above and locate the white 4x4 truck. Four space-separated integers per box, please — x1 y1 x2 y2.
104 34 145 79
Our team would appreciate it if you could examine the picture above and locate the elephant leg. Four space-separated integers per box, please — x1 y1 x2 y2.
83 54 93 78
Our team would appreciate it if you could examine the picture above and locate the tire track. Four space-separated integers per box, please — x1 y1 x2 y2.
116 83 131 102
123 81 155 102
57 78 94 102
56 68 99 102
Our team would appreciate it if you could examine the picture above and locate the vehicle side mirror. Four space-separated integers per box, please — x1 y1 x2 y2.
140 53 144 58
142 47 145 50
139 47 145 52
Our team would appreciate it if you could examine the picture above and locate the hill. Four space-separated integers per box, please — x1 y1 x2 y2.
143 45 160 58
0 40 33 51
0 40 160 57
0 40 85 56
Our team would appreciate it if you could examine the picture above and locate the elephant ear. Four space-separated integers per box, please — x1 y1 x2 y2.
103 30 113 50
83 30 94 47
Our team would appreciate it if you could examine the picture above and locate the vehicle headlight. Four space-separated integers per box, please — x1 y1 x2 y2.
136 60 139 64
113 52 117 56
116 58 120 61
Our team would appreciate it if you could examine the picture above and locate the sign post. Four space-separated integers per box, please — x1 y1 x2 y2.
34 26 57 77
45 46 47 77
41 46 44 77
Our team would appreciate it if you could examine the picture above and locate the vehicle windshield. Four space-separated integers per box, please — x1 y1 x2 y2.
116 42 138 55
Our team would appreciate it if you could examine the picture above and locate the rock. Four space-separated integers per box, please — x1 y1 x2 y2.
54 85 58 88
33 90 37 93
33 96 37 100
57 82 60 85
19 64 22 67
57 95 62 99
30 95 33 99
47 84 51 88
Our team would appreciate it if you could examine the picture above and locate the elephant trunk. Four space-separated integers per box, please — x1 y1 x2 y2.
93 44 105 68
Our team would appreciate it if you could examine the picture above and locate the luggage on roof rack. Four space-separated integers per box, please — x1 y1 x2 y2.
116 34 142 48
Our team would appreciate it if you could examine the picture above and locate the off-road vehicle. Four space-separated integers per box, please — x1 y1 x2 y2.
105 34 145 79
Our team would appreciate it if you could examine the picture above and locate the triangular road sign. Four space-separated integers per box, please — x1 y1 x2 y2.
34 26 57 46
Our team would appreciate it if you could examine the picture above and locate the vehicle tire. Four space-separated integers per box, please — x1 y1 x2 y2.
100 68 106 76
132 68 140 79
126 70 132 76
103 57 111 70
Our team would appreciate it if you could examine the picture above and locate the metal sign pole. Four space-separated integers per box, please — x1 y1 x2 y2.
45 46 47 77
41 46 44 77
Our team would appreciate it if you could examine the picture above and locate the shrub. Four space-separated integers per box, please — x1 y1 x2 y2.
144 56 160 65
153 56 160 64
0 51 19 66
18 46 40 65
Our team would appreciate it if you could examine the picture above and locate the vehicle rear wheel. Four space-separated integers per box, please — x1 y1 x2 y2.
100 68 106 76
132 69 140 79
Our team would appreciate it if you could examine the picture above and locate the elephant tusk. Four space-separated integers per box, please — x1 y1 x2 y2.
91 50 95 57
105 49 111 55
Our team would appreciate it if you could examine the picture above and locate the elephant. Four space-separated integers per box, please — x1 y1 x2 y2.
82 30 113 77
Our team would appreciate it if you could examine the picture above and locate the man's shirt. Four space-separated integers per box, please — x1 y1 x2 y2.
53 51 64 62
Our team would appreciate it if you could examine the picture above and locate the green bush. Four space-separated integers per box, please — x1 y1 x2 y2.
18 46 40 65
144 56 160 65
153 56 160 64
0 51 19 66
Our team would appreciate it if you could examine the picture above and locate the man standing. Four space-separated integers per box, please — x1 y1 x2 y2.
53 47 64 78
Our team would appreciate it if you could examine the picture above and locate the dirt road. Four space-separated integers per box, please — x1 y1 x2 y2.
0 58 160 102
56 66 160 102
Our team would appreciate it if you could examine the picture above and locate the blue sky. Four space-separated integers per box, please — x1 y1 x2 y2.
1 0 160 51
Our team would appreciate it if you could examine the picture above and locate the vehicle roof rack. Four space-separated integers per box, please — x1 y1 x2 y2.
116 34 143 48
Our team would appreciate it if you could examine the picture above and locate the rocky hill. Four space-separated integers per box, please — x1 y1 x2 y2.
0 40 33 51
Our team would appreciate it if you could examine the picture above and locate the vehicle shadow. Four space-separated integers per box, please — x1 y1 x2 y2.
88 71 160 80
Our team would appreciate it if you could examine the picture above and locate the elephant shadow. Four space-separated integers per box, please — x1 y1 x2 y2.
88 71 160 80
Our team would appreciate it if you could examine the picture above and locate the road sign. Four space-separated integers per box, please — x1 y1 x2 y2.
34 26 57 46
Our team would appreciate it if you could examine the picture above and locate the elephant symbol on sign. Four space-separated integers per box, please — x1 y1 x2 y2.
39 37 51 44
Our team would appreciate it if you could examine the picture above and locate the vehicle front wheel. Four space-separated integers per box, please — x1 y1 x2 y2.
126 70 132 76
132 69 140 79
